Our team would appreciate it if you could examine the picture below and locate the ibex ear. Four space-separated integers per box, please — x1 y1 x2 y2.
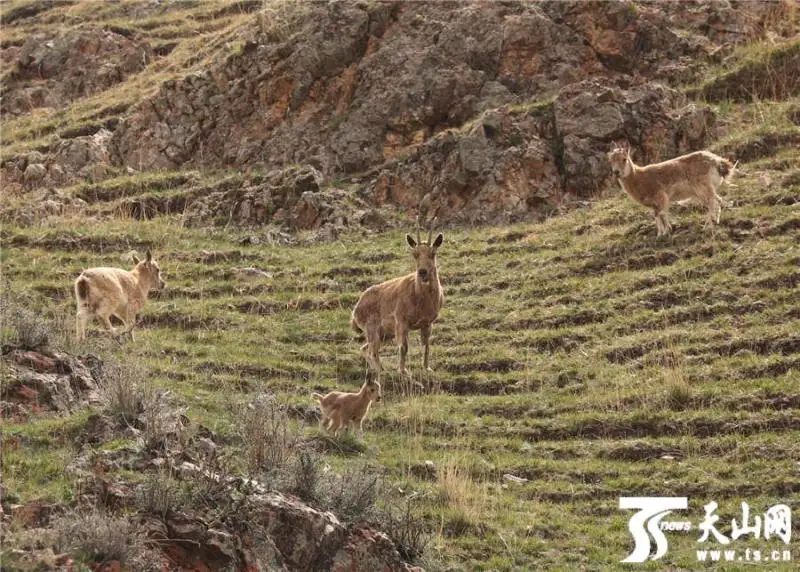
432 233 443 249
145 249 153 263
132 254 141 264
406 234 417 248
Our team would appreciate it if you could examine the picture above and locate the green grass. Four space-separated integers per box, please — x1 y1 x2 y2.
2 2 800 568
3 150 799 568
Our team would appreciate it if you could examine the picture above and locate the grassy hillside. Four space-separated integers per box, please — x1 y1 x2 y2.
2 0 800 569
4 93 799 568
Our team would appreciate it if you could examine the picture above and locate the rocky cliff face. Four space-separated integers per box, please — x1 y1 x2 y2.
4 27 152 115
1 0 794 227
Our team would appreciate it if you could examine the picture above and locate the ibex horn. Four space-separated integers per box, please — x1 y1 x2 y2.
427 205 441 244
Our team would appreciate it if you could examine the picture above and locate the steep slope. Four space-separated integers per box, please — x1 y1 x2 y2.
3 94 799 568
2 1 800 570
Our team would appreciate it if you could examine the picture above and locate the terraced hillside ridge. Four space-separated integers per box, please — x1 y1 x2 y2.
3 114 799 569
2 0 800 570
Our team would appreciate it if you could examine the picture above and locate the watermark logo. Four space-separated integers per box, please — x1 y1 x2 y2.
619 498 792 564
619 497 688 563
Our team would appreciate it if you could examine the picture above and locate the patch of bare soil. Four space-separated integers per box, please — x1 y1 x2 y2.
598 441 683 461
520 413 799 441
443 358 521 375
195 361 310 381
510 332 592 353
6 233 151 253
75 173 197 203
687 335 800 358
721 132 800 164
752 270 800 290
136 312 227 330
439 377 508 396
579 249 681 276
234 297 345 315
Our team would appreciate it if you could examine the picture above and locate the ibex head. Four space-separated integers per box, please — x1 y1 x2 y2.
364 378 382 402
405 207 443 285
608 142 633 177
133 249 166 291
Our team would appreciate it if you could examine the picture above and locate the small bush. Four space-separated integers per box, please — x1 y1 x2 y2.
438 457 477 511
325 465 383 524
99 360 149 425
664 369 692 410
136 471 181 521
98 359 179 452
0 296 51 350
377 494 430 564
141 390 178 453
257 0 311 43
309 430 368 455
238 393 296 473
289 450 322 504
52 509 135 565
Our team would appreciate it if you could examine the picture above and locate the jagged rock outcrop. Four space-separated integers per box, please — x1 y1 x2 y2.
1 349 102 418
366 78 715 224
183 165 379 235
1 342 422 571
2 128 117 194
7 446 423 571
3 27 152 115
110 0 783 174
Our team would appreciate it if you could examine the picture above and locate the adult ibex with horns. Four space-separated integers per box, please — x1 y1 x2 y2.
351 208 444 378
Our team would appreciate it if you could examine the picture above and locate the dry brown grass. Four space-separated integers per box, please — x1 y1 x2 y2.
256 0 311 43
436 454 486 526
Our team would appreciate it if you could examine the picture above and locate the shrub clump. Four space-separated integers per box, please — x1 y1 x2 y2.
238 392 297 473
0 296 51 350
51 509 162 569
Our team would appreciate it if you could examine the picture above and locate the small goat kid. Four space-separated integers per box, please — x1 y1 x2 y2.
607 145 735 236
313 379 382 437
351 215 444 377
74 249 166 341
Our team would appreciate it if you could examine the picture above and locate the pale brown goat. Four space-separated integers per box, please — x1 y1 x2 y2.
313 379 382 437
351 214 444 377
74 249 166 341
608 144 736 236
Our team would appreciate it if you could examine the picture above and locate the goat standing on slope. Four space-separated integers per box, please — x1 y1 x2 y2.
313 379 382 437
607 144 736 236
74 249 166 341
351 212 444 378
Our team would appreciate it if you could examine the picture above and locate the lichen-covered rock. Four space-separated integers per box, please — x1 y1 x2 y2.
111 0 782 176
332 526 424 572
105 0 785 225
1 128 118 192
363 78 715 223
4 1 791 219
4 27 152 115
553 78 716 197
1 349 102 417
183 165 372 234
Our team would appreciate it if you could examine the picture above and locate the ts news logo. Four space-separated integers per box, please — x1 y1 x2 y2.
619 497 689 563
619 497 792 564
